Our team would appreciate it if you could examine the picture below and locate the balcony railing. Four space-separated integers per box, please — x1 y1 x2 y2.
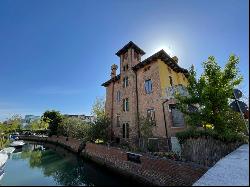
165 84 189 99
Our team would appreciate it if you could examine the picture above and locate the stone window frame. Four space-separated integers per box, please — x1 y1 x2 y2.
123 64 129 72
122 123 129 139
116 114 120 127
123 76 129 88
145 79 153 94
116 90 121 102
147 108 156 125
123 98 129 112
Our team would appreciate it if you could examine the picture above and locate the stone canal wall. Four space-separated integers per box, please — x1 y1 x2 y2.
20 135 81 153
19 135 207 186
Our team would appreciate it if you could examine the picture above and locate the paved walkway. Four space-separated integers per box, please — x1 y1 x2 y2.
193 144 249 186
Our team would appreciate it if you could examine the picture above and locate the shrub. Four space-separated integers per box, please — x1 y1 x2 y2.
176 128 247 145
153 151 181 161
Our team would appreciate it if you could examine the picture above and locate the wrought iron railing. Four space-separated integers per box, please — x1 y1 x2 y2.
165 84 188 99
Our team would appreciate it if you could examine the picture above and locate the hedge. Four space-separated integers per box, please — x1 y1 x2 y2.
176 128 247 145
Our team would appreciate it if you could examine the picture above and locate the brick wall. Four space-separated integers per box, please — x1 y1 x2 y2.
137 61 167 138
84 142 207 186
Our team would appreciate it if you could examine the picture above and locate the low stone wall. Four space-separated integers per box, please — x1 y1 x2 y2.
19 135 207 186
180 137 243 167
20 135 81 153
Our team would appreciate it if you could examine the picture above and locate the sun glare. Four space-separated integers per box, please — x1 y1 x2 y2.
153 45 173 57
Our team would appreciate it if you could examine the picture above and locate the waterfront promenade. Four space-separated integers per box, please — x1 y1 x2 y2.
193 144 249 186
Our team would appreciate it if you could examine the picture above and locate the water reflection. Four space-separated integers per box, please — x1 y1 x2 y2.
1 142 135 186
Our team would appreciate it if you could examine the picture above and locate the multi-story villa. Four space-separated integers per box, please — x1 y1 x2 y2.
102 41 189 148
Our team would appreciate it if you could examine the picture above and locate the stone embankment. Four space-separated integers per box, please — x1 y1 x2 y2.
19 135 207 186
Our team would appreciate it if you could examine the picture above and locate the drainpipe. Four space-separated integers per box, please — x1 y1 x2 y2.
132 48 140 140
110 81 115 141
162 99 171 150
135 70 140 139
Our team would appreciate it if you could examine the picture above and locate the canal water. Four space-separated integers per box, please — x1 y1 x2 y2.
0 141 138 186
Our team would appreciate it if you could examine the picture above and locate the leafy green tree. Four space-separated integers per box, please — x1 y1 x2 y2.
138 115 155 151
139 115 153 139
176 54 245 134
91 97 106 118
7 114 22 132
0 122 10 149
0 115 22 148
89 97 110 142
42 110 62 136
26 117 49 131
58 117 91 140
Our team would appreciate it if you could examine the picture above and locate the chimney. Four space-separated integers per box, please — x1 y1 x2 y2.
172 56 178 63
111 64 118 78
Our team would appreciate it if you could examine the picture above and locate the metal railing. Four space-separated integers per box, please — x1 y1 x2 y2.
165 84 188 99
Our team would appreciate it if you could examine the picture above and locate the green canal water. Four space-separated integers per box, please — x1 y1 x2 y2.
0 141 138 186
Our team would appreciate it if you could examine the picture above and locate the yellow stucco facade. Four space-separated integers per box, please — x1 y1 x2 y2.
158 59 188 97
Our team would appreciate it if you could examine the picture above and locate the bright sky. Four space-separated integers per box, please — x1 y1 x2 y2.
0 0 249 121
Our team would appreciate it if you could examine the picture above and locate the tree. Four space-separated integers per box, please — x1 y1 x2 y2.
176 54 245 134
42 110 62 136
2 114 23 133
138 115 155 151
26 117 49 131
0 115 22 148
91 97 106 118
89 97 110 142
139 115 153 139
58 117 91 140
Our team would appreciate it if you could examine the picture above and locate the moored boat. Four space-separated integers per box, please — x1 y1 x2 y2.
9 140 25 148
0 152 8 181
0 147 16 154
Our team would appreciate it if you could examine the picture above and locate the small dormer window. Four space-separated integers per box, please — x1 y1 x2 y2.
123 52 128 61
123 64 129 71
134 51 139 61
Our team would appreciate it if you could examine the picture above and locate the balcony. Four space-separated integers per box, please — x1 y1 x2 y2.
165 84 188 99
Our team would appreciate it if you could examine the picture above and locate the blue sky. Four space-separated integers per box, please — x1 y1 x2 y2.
0 0 249 121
